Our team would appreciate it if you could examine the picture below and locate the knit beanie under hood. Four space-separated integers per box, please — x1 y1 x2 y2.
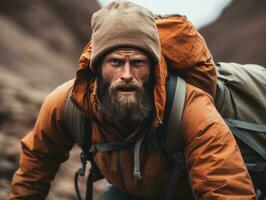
90 1 161 71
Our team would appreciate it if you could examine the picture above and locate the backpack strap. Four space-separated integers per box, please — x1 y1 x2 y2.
89 127 148 180
63 91 92 149
225 119 266 161
63 91 94 200
164 72 187 154
164 73 188 200
225 119 266 133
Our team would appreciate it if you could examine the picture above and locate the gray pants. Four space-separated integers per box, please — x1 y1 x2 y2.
97 186 144 200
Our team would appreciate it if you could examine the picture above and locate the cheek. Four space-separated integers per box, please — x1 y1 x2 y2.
136 68 151 82
102 66 117 82
102 71 111 82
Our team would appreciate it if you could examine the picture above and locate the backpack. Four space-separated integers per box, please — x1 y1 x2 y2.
63 62 266 200
166 62 266 198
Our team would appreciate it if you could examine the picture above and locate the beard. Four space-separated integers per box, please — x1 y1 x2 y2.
97 76 153 125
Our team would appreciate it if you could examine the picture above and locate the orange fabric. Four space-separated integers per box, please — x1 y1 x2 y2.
9 15 255 199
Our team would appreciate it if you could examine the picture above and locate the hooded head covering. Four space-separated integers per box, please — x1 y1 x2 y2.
90 1 161 71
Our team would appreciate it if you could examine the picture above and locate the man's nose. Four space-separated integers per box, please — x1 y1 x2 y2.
121 62 133 81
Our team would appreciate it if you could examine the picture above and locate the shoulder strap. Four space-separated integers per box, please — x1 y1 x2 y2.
165 73 187 154
62 91 92 153
62 91 94 200
164 73 188 200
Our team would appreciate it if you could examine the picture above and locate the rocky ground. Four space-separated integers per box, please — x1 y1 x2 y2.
0 0 265 199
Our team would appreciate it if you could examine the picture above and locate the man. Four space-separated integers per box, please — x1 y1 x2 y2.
9 1 255 199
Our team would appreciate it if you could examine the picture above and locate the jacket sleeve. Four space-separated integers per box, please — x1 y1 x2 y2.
8 80 74 200
182 84 256 200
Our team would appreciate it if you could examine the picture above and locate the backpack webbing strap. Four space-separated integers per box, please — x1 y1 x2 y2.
90 141 133 152
89 130 147 180
164 73 177 128
164 73 187 200
225 121 266 160
258 192 266 200
225 119 266 161
165 73 187 153
164 152 186 200
63 92 92 149
74 152 91 200
89 130 148 153
63 92 93 200
246 163 266 173
226 118 266 133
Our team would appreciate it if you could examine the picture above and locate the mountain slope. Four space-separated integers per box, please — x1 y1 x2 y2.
200 0 266 66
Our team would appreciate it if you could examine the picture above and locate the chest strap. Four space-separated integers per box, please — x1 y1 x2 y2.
90 141 133 152
90 140 164 153
90 130 148 180
90 137 165 181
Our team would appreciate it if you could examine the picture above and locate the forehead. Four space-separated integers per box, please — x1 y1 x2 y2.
105 47 149 58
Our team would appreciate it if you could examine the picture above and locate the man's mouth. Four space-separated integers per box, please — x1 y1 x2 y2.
116 85 138 94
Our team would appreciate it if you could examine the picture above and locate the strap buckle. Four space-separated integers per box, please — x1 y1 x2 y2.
78 152 89 176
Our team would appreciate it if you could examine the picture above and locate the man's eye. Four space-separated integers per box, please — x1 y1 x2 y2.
132 60 145 66
110 59 122 66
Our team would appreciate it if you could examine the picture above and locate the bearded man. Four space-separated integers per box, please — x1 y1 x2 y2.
8 1 255 200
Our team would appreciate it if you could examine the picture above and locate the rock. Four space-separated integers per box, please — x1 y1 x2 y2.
200 0 266 66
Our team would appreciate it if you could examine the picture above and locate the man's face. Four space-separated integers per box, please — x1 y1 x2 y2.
98 48 153 124
101 48 151 97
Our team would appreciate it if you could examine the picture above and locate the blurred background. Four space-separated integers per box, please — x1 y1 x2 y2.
0 0 265 199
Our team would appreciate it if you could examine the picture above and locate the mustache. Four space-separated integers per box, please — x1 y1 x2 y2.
110 79 142 91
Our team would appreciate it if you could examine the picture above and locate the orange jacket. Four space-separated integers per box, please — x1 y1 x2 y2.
9 15 255 200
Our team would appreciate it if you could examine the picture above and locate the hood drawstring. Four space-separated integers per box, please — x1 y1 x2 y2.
133 135 145 179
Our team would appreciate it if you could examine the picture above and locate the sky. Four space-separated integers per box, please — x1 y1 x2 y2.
97 0 233 28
